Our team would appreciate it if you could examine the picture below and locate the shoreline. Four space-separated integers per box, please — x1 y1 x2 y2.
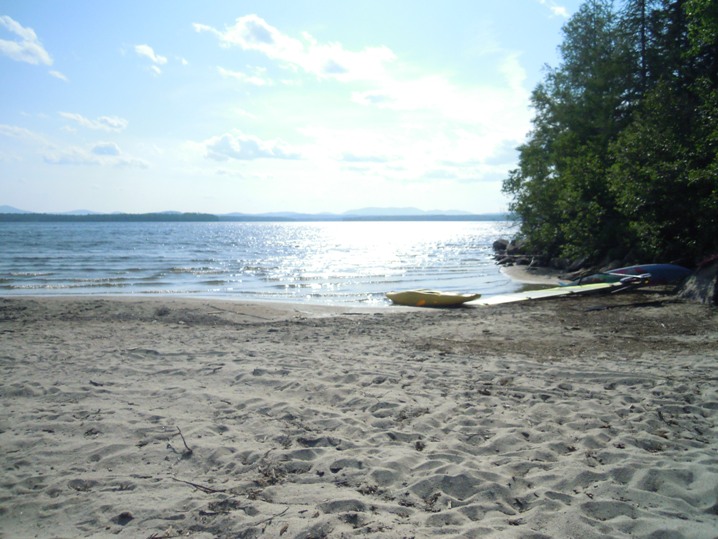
0 262 547 310
1 294 716 537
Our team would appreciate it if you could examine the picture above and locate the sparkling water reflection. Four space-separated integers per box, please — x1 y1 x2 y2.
0 221 519 305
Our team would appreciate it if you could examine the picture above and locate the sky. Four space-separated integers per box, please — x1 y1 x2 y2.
0 0 582 215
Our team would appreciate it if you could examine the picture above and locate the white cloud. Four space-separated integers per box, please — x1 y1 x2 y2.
43 147 96 165
134 44 167 64
499 52 527 93
134 44 167 74
0 15 52 65
296 125 395 164
91 141 121 156
351 73 530 132
0 123 56 167
538 0 570 18
43 143 148 168
194 14 395 82
115 156 149 168
1 123 144 169
200 130 301 161
297 114 525 187
59 112 128 132
218 66 271 86
341 152 389 163
0 123 42 140
49 70 68 82
193 14 534 198
199 15 530 140
232 108 258 120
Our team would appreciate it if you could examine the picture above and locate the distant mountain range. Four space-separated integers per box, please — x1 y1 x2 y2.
0 205 511 222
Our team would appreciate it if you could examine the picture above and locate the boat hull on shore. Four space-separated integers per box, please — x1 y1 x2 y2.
568 263 691 286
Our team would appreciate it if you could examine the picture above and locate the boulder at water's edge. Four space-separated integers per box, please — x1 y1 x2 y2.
679 256 718 305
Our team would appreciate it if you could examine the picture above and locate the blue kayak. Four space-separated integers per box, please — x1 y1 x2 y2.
567 263 692 286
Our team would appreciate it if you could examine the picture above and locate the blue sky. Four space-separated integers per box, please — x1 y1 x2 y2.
1 0 581 214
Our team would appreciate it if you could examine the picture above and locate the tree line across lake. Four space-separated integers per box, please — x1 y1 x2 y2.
503 0 717 268
0 213 510 223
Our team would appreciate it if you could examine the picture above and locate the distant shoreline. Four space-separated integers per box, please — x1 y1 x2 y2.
0 212 512 223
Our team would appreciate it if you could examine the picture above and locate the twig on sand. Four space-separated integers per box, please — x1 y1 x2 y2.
176 427 193 456
171 477 227 494
257 506 290 529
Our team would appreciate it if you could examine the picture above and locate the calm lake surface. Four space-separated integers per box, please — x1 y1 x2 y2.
0 221 520 306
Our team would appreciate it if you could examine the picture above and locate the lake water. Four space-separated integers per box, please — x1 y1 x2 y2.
0 221 520 306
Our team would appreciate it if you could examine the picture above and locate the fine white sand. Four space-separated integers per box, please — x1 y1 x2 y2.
1 294 717 538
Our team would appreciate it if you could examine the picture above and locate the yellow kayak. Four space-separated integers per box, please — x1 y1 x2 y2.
386 289 481 307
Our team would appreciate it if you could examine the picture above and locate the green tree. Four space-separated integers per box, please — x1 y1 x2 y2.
504 0 631 261
608 0 718 262
503 0 718 266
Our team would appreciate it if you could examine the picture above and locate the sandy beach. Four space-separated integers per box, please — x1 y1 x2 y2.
1 292 717 538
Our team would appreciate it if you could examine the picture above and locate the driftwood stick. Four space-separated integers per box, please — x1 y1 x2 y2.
257 506 290 526
176 427 193 456
171 477 226 494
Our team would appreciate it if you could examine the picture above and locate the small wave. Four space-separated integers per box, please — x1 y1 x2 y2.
132 281 173 288
7 271 54 277
198 279 228 286
2 282 127 290
168 266 223 275
137 289 203 295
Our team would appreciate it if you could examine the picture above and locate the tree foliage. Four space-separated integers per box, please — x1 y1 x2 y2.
503 0 718 266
